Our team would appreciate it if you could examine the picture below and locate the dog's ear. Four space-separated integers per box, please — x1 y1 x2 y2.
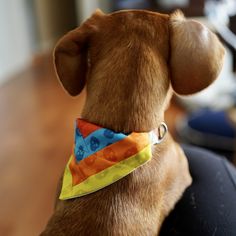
53 9 104 96
169 10 225 95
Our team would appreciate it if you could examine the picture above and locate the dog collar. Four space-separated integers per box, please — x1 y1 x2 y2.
60 119 168 200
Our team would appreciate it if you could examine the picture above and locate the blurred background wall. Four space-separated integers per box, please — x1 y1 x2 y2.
0 0 34 83
0 0 112 84
35 0 77 51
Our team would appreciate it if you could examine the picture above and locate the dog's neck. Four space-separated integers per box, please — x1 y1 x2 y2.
81 85 172 133
81 104 165 133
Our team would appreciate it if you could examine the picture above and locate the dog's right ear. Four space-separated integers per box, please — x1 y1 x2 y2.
169 10 225 95
53 9 104 96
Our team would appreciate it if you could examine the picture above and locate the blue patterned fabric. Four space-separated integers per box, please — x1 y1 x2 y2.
74 127 127 162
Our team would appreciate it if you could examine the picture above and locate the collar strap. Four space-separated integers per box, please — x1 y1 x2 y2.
60 119 168 200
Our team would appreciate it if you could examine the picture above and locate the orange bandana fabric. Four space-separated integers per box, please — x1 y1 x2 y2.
60 119 167 200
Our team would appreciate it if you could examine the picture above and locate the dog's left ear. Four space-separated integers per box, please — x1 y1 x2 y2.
53 9 104 96
169 10 225 95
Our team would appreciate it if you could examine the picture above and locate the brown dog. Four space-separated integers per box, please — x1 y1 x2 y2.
40 9 225 236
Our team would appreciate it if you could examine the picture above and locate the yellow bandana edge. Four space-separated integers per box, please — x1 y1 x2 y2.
59 144 152 200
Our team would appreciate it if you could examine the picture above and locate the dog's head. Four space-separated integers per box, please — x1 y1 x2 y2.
54 9 224 130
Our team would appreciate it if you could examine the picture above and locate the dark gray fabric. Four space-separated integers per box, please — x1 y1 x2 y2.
160 145 236 236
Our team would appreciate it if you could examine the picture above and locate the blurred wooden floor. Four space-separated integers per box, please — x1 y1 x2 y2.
0 55 183 236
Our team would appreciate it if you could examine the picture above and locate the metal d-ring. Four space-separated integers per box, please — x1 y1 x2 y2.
156 122 168 143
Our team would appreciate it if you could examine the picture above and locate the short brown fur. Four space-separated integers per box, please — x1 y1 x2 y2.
41 9 224 236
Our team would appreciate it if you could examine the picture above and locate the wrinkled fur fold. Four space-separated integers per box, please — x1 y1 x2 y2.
41 9 224 236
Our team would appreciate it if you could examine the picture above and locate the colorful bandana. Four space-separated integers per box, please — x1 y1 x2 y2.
60 119 168 200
